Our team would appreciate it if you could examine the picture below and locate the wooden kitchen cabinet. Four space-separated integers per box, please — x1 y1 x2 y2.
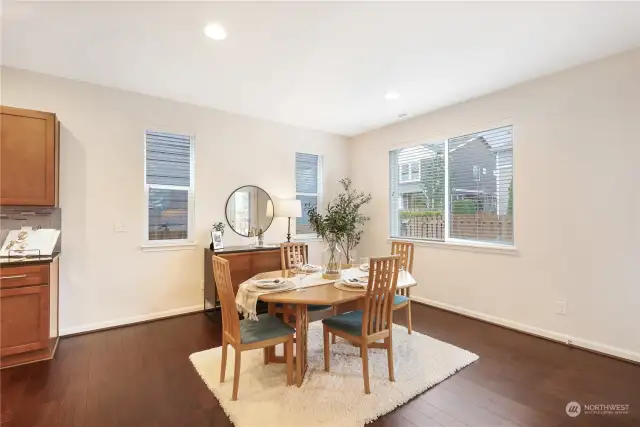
0 106 59 206
0 258 59 369
0 285 50 357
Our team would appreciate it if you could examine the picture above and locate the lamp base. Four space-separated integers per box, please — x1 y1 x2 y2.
286 217 292 242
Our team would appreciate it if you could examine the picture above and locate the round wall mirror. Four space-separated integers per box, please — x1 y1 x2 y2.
225 185 274 237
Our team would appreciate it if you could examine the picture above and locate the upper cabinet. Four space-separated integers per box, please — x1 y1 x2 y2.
0 106 59 206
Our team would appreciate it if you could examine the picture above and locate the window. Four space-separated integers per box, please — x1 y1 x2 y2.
295 152 322 235
399 159 421 183
389 125 513 246
144 131 195 244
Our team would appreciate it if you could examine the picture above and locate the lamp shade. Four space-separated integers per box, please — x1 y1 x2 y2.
274 199 302 218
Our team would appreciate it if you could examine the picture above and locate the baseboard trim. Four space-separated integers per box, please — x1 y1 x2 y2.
60 305 203 336
411 296 640 365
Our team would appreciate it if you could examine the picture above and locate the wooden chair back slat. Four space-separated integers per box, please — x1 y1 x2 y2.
280 243 308 271
391 241 414 296
212 255 241 344
362 255 400 336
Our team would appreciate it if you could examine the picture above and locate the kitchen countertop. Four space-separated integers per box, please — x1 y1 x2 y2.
0 252 61 267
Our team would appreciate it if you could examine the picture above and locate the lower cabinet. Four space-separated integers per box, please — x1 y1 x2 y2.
0 285 50 356
0 258 59 369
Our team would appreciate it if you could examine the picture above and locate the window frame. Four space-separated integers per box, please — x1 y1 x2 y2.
142 131 196 249
398 159 421 183
389 125 516 251
294 152 323 239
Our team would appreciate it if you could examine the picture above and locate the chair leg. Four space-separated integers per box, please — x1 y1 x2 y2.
361 344 370 394
285 336 294 386
232 349 241 401
220 338 228 383
386 333 395 382
323 325 330 372
407 290 413 334
331 306 337 344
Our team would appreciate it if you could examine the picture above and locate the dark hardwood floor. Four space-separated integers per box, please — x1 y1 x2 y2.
1 303 638 427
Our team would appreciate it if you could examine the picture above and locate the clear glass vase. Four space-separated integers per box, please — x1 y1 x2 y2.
322 239 342 280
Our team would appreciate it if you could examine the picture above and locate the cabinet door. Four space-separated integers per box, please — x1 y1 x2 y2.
0 285 50 356
0 107 57 206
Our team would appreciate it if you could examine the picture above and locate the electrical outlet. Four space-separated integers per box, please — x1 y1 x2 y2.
200 280 205 290
114 223 127 233
555 301 567 315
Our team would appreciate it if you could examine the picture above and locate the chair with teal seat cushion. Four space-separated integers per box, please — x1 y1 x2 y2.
240 313 295 344
322 255 401 394
212 255 294 401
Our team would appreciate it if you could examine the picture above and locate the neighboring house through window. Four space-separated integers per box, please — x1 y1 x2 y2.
295 152 322 236
144 131 195 244
389 125 514 246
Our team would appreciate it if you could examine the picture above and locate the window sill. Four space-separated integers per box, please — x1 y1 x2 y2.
387 238 518 255
141 241 198 252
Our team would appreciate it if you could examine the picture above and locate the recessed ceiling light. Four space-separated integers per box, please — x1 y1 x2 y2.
204 23 227 41
384 90 400 100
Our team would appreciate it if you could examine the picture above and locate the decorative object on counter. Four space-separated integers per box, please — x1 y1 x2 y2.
257 228 264 247
210 222 226 250
212 231 224 250
1 227 60 257
274 199 302 242
225 185 274 237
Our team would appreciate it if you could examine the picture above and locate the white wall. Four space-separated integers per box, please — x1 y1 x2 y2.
1 67 349 335
350 49 640 361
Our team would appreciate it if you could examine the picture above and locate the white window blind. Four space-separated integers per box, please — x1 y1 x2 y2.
144 131 195 242
389 125 514 246
295 152 322 235
390 142 446 240
448 126 513 244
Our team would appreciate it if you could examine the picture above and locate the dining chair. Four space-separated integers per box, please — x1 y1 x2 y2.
390 240 414 334
278 243 332 323
212 255 294 401
322 255 400 394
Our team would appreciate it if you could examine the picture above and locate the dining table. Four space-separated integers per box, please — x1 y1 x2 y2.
249 268 418 386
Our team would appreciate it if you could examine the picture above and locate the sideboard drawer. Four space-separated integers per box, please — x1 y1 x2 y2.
0 264 50 289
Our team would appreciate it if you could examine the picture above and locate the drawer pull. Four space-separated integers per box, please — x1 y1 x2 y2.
0 274 28 280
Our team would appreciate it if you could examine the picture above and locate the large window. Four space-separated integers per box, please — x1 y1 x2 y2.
390 125 513 246
295 152 322 235
144 131 195 243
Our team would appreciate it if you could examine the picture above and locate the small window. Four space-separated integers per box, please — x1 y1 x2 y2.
295 153 322 236
144 131 195 243
399 159 421 183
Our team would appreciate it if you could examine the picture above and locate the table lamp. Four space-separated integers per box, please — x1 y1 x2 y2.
274 199 302 242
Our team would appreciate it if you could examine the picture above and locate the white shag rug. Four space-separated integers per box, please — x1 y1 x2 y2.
189 321 478 427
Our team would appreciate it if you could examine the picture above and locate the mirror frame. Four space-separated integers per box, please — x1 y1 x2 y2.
224 185 274 237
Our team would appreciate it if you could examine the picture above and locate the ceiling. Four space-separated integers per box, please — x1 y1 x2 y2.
2 1 640 136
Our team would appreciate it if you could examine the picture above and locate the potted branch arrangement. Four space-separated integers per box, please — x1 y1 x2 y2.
306 178 371 279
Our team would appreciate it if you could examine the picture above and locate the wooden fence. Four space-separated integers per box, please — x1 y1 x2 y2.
400 213 513 243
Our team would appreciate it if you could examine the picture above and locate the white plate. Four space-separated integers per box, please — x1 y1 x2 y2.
254 279 288 289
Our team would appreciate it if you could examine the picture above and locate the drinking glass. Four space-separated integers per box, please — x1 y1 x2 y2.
359 257 370 267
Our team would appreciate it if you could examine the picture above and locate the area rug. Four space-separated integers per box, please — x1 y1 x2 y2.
189 321 478 427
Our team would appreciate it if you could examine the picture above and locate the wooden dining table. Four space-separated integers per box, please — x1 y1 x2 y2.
254 269 418 386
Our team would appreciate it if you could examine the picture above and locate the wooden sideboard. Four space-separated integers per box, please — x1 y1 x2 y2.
0 106 60 206
203 246 282 317
0 256 60 369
